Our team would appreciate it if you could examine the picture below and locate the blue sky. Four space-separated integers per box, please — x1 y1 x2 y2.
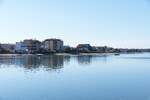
0 0 150 48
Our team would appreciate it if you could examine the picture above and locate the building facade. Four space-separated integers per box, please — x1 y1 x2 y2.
15 39 41 53
42 39 63 52
77 44 92 52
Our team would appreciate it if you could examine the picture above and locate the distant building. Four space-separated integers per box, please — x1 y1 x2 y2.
95 46 115 53
77 44 92 52
95 46 107 53
63 45 70 51
42 39 63 52
0 44 2 53
15 42 26 53
15 39 41 53
0 44 15 53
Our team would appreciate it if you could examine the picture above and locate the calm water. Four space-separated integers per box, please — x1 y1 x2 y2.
0 53 150 100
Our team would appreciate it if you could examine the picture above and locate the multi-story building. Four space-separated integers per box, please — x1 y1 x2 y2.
15 39 41 53
42 39 63 52
77 44 92 52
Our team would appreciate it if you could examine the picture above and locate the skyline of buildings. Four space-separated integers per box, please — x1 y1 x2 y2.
0 38 150 54
15 38 64 53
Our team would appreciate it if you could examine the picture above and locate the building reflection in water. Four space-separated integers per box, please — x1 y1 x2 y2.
77 55 92 65
0 55 70 72
0 54 108 71
77 55 108 65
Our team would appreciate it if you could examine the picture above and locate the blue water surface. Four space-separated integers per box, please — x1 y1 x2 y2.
0 53 149 100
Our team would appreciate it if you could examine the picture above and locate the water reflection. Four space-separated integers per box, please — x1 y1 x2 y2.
0 55 70 71
0 54 109 71
77 55 108 65
77 55 92 65
0 54 149 100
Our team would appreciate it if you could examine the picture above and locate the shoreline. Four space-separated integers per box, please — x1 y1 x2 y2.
0 52 147 56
